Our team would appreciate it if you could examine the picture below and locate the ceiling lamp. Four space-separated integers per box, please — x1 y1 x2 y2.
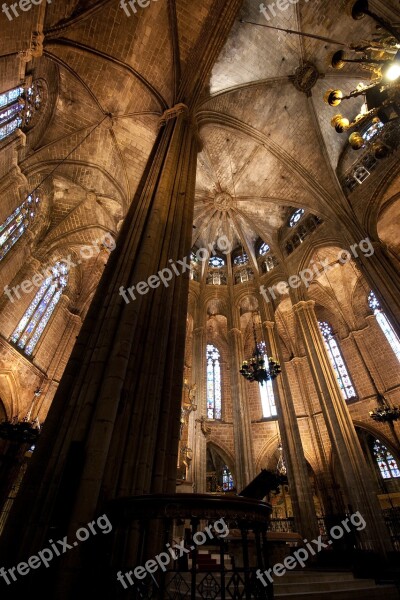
240 312 281 384
369 393 400 423
0 416 41 444
0 387 42 444
324 0 400 152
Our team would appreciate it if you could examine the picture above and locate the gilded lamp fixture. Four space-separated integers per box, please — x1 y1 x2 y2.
0 387 42 444
240 313 281 385
324 0 400 152
369 393 400 424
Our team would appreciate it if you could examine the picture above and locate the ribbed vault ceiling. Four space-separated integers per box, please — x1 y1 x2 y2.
3 0 400 257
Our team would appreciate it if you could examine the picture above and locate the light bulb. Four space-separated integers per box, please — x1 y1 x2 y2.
385 62 400 82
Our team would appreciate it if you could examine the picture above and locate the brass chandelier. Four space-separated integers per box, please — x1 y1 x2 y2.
324 0 400 152
0 387 42 444
240 313 281 385
369 393 400 424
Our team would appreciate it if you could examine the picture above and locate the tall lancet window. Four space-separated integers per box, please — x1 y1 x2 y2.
0 84 42 141
0 195 40 261
222 466 234 491
258 341 277 418
10 261 69 356
207 344 222 420
373 440 400 479
368 291 400 362
0 86 24 140
318 321 356 400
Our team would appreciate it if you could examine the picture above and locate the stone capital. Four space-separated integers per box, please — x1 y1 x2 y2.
228 327 242 337
159 103 189 128
348 326 368 340
292 300 315 313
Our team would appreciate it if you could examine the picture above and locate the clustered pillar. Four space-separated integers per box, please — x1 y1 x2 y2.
0 105 200 597
293 300 392 553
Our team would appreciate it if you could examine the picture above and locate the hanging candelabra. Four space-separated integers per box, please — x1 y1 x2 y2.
240 312 281 384
324 0 400 153
0 388 42 444
369 393 400 424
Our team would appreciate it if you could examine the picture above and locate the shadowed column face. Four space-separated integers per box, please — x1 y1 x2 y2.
260 316 320 544
0 108 200 582
228 326 255 490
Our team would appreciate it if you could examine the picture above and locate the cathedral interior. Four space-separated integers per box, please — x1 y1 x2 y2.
0 0 400 598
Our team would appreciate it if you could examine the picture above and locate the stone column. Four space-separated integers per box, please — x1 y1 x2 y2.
0 104 200 593
227 326 255 490
190 325 207 493
260 317 319 542
290 357 341 517
293 300 392 553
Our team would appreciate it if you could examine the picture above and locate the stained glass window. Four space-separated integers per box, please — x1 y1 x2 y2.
362 121 384 142
10 261 69 356
318 321 356 400
373 440 400 479
0 87 23 140
0 195 40 261
207 344 222 420
0 84 41 141
209 256 225 268
222 466 234 491
259 242 270 256
258 342 277 418
289 209 305 228
234 253 248 266
368 291 400 362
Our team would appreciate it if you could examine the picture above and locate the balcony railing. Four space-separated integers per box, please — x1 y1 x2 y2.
99 493 273 599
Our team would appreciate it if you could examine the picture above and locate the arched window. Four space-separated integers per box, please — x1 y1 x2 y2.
259 242 270 256
0 195 40 261
234 253 248 266
222 466 234 491
289 208 304 228
258 342 277 418
0 86 23 140
318 321 356 400
362 121 383 142
207 344 221 420
372 440 400 479
368 291 400 362
10 261 69 356
209 256 225 268
0 84 41 141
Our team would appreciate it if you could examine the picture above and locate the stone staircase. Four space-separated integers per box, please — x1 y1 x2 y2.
274 570 400 599
172 553 400 599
